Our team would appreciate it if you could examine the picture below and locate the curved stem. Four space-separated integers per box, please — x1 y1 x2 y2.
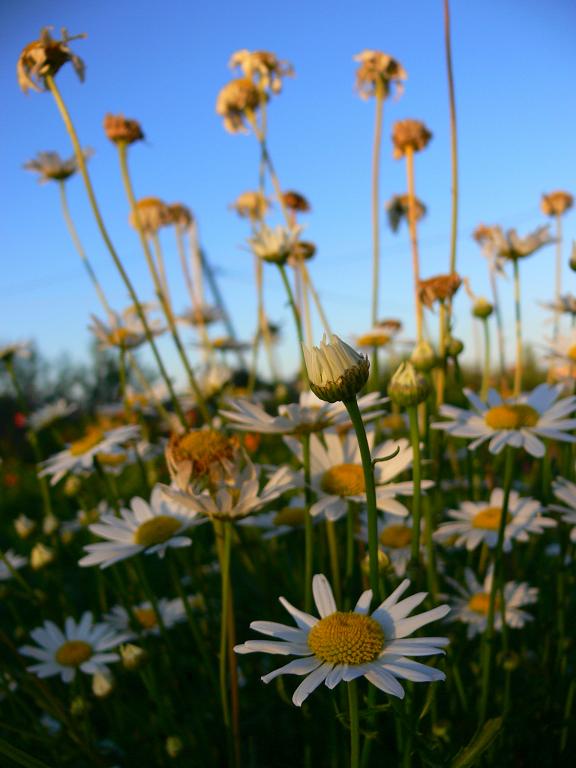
344 397 380 604
513 259 523 397
45 74 186 429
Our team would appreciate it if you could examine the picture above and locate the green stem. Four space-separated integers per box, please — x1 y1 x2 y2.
513 259 523 397
554 213 563 340
344 398 379 604
479 447 515 723
326 520 342 607
444 0 459 277
481 317 491 401
348 680 360 768
489 266 506 380
214 519 234 763
408 406 422 578
302 433 314 613
44 74 187 429
371 87 384 329
278 263 308 385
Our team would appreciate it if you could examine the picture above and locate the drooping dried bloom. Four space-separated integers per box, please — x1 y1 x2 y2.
480 225 554 261
103 114 144 145
167 203 194 229
248 225 301 266
229 50 294 94
282 191 311 213
288 241 316 265
392 120 432 159
541 191 573 217
17 27 86 93
230 191 270 221
353 50 407 100
418 274 462 308
216 78 263 134
24 149 92 184
386 193 426 232
129 197 171 236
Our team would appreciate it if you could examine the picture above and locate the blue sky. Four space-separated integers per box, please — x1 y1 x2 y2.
2 0 576 382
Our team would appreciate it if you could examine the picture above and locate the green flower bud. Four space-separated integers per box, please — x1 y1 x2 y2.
447 337 464 357
388 362 430 407
302 334 369 403
472 297 494 319
410 340 436 372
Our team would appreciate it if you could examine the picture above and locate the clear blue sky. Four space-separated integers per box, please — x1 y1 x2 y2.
2 0 575 382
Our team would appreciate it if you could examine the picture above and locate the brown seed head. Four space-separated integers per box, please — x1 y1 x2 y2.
353 50 407 100
103 114 144 145
392 119 432 159
418 274 462 308
282 191 311 213
386 193 426 232
17 27 86 93
230 191 270 221
129 197 171 236
541 191 573 217
288 240 317 265
216 78 264 134
167 203 194 229
229 50 294 94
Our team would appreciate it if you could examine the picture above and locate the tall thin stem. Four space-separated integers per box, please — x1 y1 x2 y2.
554 213 563 340
513 259 523 396
481 317 491 401
302 433 314 613
444 0 459 276
371 86 384 328
44 74 186 428
348 680 360 768
278 263 308 384
344 397 380 604
479 446 515 723
405 149 423 343
489 265 506 380
407 406 422 577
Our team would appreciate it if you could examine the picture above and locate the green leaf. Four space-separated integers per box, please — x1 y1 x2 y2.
450 718 503 768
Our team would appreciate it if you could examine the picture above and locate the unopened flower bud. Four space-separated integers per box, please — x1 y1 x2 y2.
361 549 390 577
447 337 464 358
30 543 54 570
42 515 59 535
388 362 430 408
410 340 436 372
92 672 114 698
570 242 576 272
472 298 493 319
121 643 147 670
63 475 82 497
166 736 184 758
302 334 369 403
70 696 88 717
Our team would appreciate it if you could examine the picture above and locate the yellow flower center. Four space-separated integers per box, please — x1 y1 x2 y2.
308 612 384 665
70 428 105 456
468 592 500 615
134 516 182 547
379 524 412 548
356 333 391 348
108 328 134 346
55 640 93 667
472 506 511 531
273 507 306 527
321 464 365 497
381 414 406 433
95 452 126 467
134 608 158 629
484 404 539 429
567 344 576 362
171 430 237 475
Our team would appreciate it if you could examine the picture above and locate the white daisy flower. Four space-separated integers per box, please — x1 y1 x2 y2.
238 497 322 539
0 342 31 363
38 424 140 485
27 399 77 432
285 430 432 522
357 513 422 577
0 550 27 581
105 597 192 639
159 457 295 522
445 568 538 639
19 612 130 683
433 488 556 552
79 486 197 569
549 477 576 542
432 384 576 457
235 573 449 706
220 391 387 436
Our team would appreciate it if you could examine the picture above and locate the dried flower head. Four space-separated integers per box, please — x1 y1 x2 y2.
24 149 92 184
418 274 462 308
541 191 573 217
103 114 144 145
288 241 316 265
392 120 432 159
129 197 171 236
386 194 427 232
282 191 311 213
167 203 194 229
229 50 294 94
353 50 407 100
216 78 263 134
17 27 86 93
230 191 270 221
482 225 554 261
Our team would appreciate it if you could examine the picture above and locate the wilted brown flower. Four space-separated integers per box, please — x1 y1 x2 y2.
129 197 171 236
541 191 573 217
229 50 294 94
17 27 86 93
392 120 432 159
103 114 144 145
216 78 263 134
353 50 407 100
282 191 311 213
288 240 316 265
230 191 270 221
472 224 498 247
167 203 194 229
386 194 426 232
418 274 462 308
24 149 92 183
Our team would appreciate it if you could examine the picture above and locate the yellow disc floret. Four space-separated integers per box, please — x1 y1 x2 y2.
273 507 306 527
134 516 182 547
468 592 500 615
472 506 511 531
308 612 385 665
134 608 158 629
484 404 539 429
321 464 365 497
356 332 391 349
55 640 93 667
70 428 105 456
169 430 237 475
379 524 412 548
